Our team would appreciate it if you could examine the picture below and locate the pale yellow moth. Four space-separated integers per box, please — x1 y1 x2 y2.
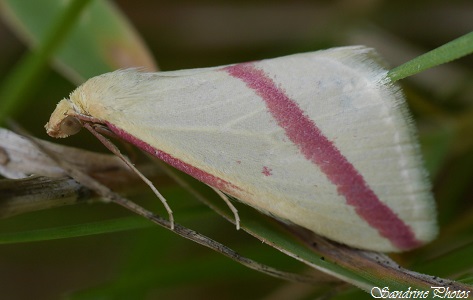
46 46 437 252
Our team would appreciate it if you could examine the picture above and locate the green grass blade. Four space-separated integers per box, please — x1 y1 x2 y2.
0 0 93 123
0 0 156 123
0 216 151 244
153 164 473 294
388 31 473 82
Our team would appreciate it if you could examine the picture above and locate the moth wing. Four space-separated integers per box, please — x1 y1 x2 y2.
87 46 436 252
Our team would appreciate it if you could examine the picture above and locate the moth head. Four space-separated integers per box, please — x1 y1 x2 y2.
45 99 82 138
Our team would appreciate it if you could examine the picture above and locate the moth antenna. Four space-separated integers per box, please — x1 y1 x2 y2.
210 187 240 230
83 123 175 230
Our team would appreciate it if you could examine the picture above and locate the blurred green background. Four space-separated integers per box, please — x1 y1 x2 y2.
0 0 473 299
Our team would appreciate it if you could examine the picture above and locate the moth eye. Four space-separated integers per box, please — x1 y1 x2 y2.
60 115 82 136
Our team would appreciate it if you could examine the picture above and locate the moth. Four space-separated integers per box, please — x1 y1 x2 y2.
45 46 437 252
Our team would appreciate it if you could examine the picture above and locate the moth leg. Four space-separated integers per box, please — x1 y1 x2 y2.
91 124 139 163
82 123 175 230
91 124 115 137
210 187 240 230
70 112 104 124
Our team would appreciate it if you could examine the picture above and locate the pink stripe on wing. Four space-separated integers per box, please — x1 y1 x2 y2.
106 123 241 194
224 62 420 250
